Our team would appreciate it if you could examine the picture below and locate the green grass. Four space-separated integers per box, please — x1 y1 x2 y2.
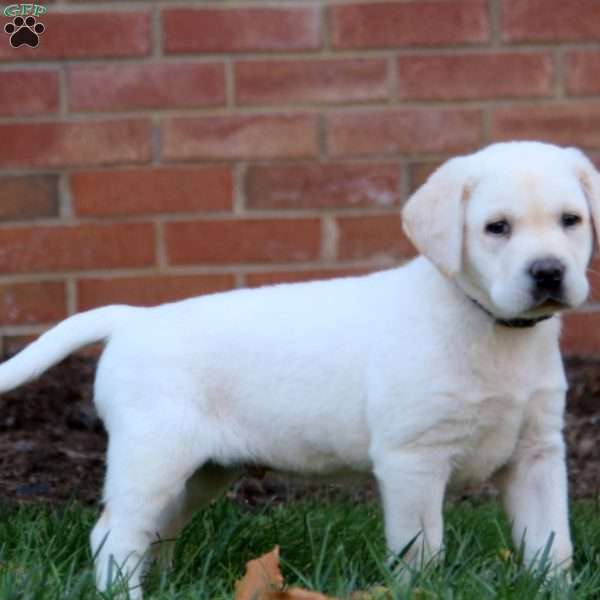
1 499 600 599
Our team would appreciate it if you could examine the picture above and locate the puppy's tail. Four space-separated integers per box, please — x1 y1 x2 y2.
0 305 135 393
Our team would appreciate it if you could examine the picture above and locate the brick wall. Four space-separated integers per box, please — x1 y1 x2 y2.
1 0 600 356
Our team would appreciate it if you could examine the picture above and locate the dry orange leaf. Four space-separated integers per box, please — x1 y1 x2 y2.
235 545 285 600
233 546 393 600
234 546 338 600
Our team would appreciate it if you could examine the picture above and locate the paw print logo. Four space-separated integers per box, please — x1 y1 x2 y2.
4 16 45 48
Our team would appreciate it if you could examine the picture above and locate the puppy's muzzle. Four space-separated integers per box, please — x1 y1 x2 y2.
528 257 566 304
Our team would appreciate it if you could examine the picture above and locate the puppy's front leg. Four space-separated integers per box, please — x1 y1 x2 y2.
374 449 450 568
496 390 572 571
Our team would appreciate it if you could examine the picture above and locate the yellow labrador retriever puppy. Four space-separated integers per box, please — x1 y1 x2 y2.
0 141 596 597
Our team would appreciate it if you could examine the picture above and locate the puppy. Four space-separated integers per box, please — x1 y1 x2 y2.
0 141 596 597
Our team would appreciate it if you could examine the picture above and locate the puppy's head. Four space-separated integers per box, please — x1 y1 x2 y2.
402 141 600 321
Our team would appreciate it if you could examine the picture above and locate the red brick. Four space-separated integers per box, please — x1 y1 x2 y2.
409 162 444 193
491 105 600 149
338 215 415 261
0 175 58 221
77 274 235 311
0 281 67 325
165 219 321 265
162 114 318 161
163 6 320 53
561 312 600 355
246 163 400 210
0 70 59 116
331 0 489 49
398 53 553 100
0 120 151 168
502 0 600 42
0 12 151 60
0 224 155 273
245 268 369 288
235 59 388 105
68 63 225 112
71 166 233 217
565 51 600 96
328 109 483 158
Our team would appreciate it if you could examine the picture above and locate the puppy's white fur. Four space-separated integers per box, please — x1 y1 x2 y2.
1 141 597 597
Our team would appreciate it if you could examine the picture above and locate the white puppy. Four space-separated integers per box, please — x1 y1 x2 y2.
0 141 597 597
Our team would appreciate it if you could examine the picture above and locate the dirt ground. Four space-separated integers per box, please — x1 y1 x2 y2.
0 354 599 506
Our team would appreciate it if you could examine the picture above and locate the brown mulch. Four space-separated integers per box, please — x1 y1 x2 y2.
0 355 598 506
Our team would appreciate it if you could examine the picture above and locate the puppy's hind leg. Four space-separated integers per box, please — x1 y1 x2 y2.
90 412 212 599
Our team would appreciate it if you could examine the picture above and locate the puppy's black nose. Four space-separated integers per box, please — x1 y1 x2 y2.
528 257 565 292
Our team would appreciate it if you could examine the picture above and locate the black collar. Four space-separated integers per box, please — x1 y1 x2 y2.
469 297 553 329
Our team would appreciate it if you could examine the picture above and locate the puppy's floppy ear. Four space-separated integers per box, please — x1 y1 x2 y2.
402 157 474 277
565 147 600 250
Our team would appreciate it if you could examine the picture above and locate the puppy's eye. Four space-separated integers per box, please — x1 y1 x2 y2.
485 220 511 236
561 213 581 228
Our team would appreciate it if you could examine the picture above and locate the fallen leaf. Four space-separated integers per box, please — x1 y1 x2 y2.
235 546 285 600
232 546 392 600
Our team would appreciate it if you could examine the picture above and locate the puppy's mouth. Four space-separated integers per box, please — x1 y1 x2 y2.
526 294 569 316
